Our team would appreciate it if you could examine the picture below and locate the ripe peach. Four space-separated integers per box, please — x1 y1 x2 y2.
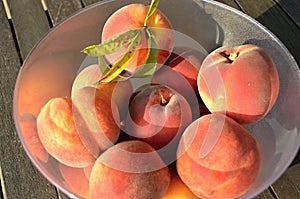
84 161 95 180
36 97 96 167
72 64 133 119
125 84 192 150
198 44 279 124
71 87 120 157
162 47 205 91
176 113 261 199
152 47 206 119
18 113 48 162
162 164 198 199
89 140 170 199
59 163 91 198
102 3 174 73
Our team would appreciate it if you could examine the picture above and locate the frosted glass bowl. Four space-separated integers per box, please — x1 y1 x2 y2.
13 0 300 198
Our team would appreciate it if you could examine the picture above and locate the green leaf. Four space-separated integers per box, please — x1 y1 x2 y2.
96 29 143 84
144 0 161 26
98 56 111 75
81 28 140 56
133 29 158 77
115 28 158 82
98 50 136 83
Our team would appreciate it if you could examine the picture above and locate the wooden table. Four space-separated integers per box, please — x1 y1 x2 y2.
0 0 299 198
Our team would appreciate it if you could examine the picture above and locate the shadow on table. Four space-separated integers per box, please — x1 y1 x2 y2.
254 0 300 65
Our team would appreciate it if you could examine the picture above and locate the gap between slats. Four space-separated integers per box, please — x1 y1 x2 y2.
269 186 280 199
40 0 54 28
0 165 7 199
273 0 300 29
1 0 23 64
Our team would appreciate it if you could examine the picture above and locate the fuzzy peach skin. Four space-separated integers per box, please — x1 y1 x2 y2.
162 164 199 199
125 84 192 150
161 47 205 92
102 3 174 73
198 44 279 124
84 161 95 180
18 113 48 162
71 87 120 156
71 64 133 120
89 140 170 199
176 113 261 199
59 163 92 198
36 97 96 167
152 47 207 119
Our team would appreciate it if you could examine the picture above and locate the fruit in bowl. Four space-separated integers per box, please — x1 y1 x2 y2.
162 163 199 199
82 0 174 83
18 113 49 163
101 3 174 74
125 84 192 150
36 97 96 167
176 113 261 199
89 140 170 199
36 90 120 167
71 64 133 120
152 46 208 119
13 0 298 199
197 44 279 124
59 163 91 198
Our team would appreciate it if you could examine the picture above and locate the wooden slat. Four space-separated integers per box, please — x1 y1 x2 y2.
44 0 82 26
273 0 300 28
0 1 59 198
254 188 276 199
235 0 300 64
270 164 300 199
7 0 50 59
287 164 300 191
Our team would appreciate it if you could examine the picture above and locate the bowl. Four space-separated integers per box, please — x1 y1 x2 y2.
13 0 300 198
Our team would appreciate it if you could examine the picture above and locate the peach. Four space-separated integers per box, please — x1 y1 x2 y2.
89 140 170 199
72 64 133 119
162 164 198 199
125 84 192 150
198 44 279 124
18 113 48 162
101 3 174 73
152 47 206 119
161 47 205 91
71 87 120 155
59 163 91 198
36 97 96 167
84 161 95 180
176 113 261 199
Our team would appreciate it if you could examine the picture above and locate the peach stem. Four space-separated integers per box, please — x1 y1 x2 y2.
160 94 168 106
219 51 238 63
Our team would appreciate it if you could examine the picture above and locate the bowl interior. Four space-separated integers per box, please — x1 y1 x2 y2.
14 0 300 198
